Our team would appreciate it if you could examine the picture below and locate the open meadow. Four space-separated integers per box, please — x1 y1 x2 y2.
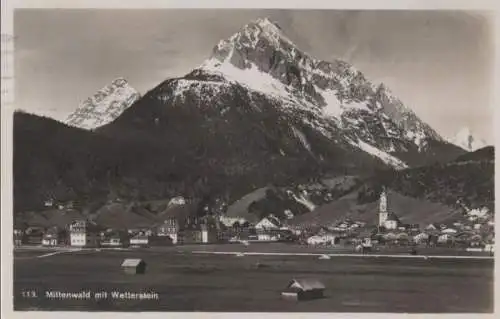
13 244 494 312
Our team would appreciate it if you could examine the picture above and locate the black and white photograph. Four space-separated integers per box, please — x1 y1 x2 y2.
2 3 497 315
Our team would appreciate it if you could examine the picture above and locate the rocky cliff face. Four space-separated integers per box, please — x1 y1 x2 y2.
104 18 460 169
65 78 140 130
200 18 444 153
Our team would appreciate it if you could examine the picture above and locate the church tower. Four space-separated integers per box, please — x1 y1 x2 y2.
378 187 388 227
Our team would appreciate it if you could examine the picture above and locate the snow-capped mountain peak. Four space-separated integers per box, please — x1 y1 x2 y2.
142 17 463 171
197 18 444 155
65 78 140 130
450 127 487 152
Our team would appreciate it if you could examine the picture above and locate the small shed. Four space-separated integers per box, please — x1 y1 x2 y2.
121 258 147 275
281 278 325 301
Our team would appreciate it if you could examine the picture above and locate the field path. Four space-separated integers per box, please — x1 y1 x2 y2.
191 250 494 260
36 251 70 258
17 248 84 259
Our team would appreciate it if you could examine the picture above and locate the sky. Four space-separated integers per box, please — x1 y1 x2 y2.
14 9 494 143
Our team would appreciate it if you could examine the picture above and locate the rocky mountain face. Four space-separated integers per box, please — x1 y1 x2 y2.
65 78 140 130
198 18 462 165
15 18 468 216
450 127 488 152
102 18 462 168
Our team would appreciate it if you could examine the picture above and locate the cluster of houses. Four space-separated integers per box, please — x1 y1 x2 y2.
285 188 495 251
14 216 215 248
14 189 494 252
375 189 494 249
13 213 297 248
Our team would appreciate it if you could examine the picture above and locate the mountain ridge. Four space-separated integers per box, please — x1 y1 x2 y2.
14 17 470 220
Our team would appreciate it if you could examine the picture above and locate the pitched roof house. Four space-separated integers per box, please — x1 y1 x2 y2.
42 227 67 246
24 227 45 245
413 232 430 243
101 230 129 247
281 278 325 301
255 215 281 230
121 259 147 275
425 223 439 231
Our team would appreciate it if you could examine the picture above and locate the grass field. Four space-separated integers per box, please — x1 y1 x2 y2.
13 245 494 312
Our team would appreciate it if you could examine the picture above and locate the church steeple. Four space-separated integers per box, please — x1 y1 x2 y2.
380 186 387 213
378 186 388 227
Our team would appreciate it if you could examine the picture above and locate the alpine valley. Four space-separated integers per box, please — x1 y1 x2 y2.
14 18 492 228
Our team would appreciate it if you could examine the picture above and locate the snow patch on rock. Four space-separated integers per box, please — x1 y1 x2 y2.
350 139 408 170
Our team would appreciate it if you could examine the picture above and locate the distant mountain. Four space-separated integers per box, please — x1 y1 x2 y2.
449 127 488 152
65 78 140 130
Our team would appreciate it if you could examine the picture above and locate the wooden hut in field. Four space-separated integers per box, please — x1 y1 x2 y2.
281 278 325 301
121 259 147 275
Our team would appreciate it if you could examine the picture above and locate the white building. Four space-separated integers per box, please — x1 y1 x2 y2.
200 224 218 243
485 244 494 253
438 233 454 243
101 237 122 247
255 216 280 230
306 231 338 245
167 196 186 207
256 229 279 241
468 215 478 222
362 237 372 247
219 216 248 228
467 207 489 219
384 217 399 230
284 209 294 219
42 235 59 246
257 233 277 241
306 236 324 245
156 218 179 244
413 232 429 243
425 223 439 231
130 235 149 247
441 228 458 234
69 220 99 247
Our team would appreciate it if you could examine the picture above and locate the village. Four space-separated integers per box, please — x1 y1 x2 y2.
13 189 495 255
